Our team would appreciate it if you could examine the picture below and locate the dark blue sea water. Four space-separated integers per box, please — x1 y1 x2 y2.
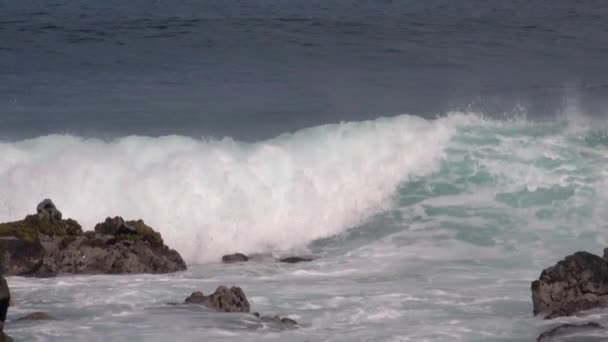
3 2 608 341
2 0 608 140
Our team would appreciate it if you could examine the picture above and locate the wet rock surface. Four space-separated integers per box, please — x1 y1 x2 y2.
184 286 299 329
532 250 608 319
16 312 54 321
279 256 313 263
260 315 298 327
185 286 250 313
0 200 187 277
537 322 604 341
221 253 249 263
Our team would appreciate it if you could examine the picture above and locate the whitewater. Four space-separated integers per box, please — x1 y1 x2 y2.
3 112 608 341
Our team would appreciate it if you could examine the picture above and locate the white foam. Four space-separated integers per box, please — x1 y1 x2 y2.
0 114 460 263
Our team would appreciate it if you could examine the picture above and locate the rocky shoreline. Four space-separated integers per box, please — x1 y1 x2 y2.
0 199 305 338
8 200 608 340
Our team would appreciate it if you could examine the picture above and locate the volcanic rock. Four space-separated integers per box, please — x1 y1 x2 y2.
16 312 54 321
185 286 250 313
279 256 313 264
532 250 608 318
537 322 604 341
0 200 186 277
222 253 249 263
36 199 62 221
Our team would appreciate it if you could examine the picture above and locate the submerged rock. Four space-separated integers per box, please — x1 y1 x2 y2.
182 286 300 330
262 315 298 327
531 250 608 318
537 322 604 341
185 286 250 313
0 200 186 277
16 312 54 321
250 313 298 330
279 256 313 264
222 253 249 263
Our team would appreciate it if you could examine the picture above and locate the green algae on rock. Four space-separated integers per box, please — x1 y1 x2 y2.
0 199 187 277
0 215 82 244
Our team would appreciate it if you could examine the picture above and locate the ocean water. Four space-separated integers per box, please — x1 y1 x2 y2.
2 1 608 341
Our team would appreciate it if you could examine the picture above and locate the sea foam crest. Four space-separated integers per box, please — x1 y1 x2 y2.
0 114 459 263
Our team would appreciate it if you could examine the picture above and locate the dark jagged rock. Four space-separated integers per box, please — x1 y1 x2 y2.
16 312 54 321
0 275 11 342
94 217 137 236
185 286 250 313
537 322 604 341
36 199 62 221
0 277 9 324
0 200 186 277
531 250 608 318
222 253 249 263
279 256 313 264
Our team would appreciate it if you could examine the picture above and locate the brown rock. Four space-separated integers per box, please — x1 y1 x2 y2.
0 200 186 277
185 286 250 313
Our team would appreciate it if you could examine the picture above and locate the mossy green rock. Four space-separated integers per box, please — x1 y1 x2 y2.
94 217 163 248
0 215 82 244
0 201 186 277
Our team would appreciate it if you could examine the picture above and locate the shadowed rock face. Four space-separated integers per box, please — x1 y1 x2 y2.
0 275 11 342
0 200 186 277
532 250 608 319
537 322 604 341
36 199 62 221
185 286 250 313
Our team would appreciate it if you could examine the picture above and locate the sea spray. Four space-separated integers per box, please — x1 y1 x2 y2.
0 114 461 263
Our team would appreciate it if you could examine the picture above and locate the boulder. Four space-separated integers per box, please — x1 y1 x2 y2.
185 286 250 313
537 322 604 341
531 250 608 318
0 200 186 277
222 253 249 263
36 199 62 221
16 312 54 321
279 256 313 264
